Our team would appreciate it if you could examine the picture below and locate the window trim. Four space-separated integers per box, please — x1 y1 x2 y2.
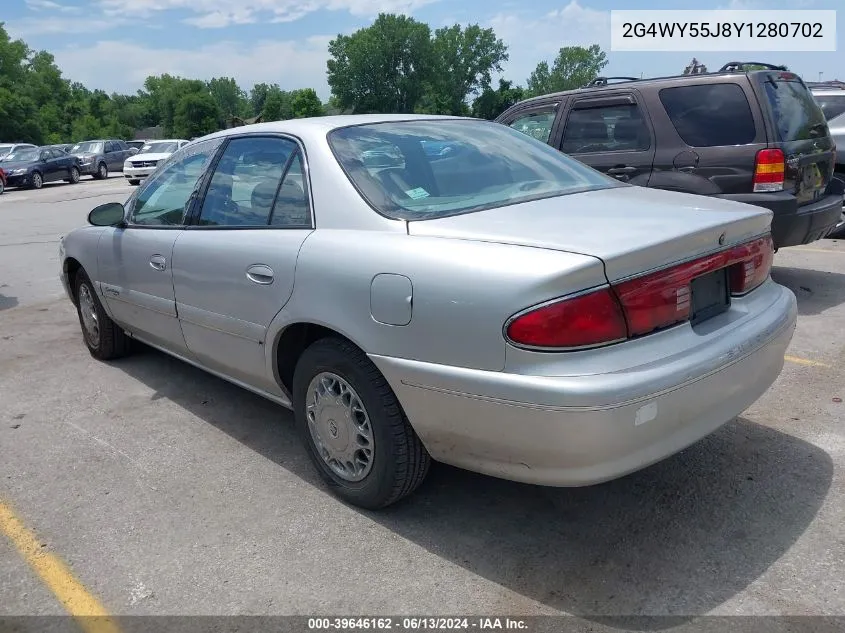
184 132 315 231
125 137 226 231
561 97 653 155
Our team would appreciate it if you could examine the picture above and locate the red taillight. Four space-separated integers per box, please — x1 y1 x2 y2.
505 288 627 349
505 235 774 349
753 148 785 192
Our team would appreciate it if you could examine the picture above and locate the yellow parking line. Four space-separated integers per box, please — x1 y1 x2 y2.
0 501 121 633
785 355 831 368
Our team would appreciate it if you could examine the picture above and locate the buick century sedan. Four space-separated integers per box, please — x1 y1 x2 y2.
59 115 797 509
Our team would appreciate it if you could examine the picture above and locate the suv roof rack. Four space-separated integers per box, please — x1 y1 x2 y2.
719 61 788 72
584 76 640 88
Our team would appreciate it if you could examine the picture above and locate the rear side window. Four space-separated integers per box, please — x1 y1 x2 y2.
763 79 828 141
659 83 756 147
814 94 845 121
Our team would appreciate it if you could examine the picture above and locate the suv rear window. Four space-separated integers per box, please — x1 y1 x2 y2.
763 78 828 141
659 83 756 147
813 94 845 121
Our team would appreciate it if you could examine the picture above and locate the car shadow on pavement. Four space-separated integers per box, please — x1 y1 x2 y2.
771 266 845 316
118 346 833 628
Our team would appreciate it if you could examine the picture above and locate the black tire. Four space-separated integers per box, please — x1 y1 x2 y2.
73 270 130 361
30 171 43 189
128 179 140 186
95 162 108 180
293 337 430 509
66 166 80 184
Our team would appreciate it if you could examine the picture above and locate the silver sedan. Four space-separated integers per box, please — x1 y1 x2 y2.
59 114 797 509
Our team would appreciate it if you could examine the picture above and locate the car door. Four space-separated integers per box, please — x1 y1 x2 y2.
40 149 61 182
96 137 225 353
558 93 656 185
103 141 119 170
172 134 314 393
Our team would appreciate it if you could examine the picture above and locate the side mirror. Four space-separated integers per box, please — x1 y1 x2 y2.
88 202 126 227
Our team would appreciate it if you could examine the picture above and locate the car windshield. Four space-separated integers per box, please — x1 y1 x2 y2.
2 148 39 162
140 142 178 154
328 119 618 221
0 144 12 157
71 141 104 154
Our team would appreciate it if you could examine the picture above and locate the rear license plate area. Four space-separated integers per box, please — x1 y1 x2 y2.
690 268 729 325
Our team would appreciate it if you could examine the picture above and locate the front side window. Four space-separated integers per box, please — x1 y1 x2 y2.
198 136 300 227
328 119 618 221
130 138 223 227
660 83 756 147
562 103 650 154
507 110 557 143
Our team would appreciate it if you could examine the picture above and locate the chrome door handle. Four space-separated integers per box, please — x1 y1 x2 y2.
149 254 167 271
246 264 274 285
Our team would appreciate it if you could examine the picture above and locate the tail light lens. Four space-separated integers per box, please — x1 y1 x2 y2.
505 235 774 350
753 148 785 192
505 288 627 349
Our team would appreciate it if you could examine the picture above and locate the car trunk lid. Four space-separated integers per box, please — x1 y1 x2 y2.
756 72 836 205
407 185 772 283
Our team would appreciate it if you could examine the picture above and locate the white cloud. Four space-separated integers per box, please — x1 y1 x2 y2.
7 16 128 37
25 0 80 11
51 36 335 99
489 0 610 85
97 0 440 28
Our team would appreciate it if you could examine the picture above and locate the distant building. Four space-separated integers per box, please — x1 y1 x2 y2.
133 126 165 140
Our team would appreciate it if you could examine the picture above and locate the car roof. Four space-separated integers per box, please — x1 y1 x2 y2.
510 68 804 108
193 114 470 144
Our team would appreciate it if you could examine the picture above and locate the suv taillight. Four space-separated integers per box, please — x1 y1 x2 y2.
505 236 774 350
753 148 785 192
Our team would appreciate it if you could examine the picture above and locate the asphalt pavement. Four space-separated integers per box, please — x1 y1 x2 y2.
0 175 843 623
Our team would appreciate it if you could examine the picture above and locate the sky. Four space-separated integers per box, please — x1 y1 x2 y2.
2 0 842 100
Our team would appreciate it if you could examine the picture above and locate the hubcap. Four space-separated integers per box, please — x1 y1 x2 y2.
33 174 41 188
306 372 374 482
72 168 79 182
77 283 100 347
99 165 107 178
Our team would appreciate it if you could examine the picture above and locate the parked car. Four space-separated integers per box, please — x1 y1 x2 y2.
810 85 845 236
496 62 844 251
0 146 81 189
60 115 796 509
0 142 37 160
126 140 147 151
68 139 136 180
0 167 6 195
123 139 189 185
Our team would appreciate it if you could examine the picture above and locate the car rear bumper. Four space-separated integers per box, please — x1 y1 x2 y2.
716 183 844 248
370 282 797 487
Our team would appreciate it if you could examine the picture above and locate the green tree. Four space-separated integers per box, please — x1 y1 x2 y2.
421 24 508 115
172 92 220 138
249 82 273 118
472 78 524 120
526 44 608 96
207 76 247 121
290 88 324 118
327 13 432 113
261 87 293 121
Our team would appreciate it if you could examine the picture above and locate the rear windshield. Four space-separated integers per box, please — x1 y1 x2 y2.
813 93 845 121
763 78 828 141
328 119 618 221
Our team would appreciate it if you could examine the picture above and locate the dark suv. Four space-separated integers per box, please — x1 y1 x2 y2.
496 62 844 249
